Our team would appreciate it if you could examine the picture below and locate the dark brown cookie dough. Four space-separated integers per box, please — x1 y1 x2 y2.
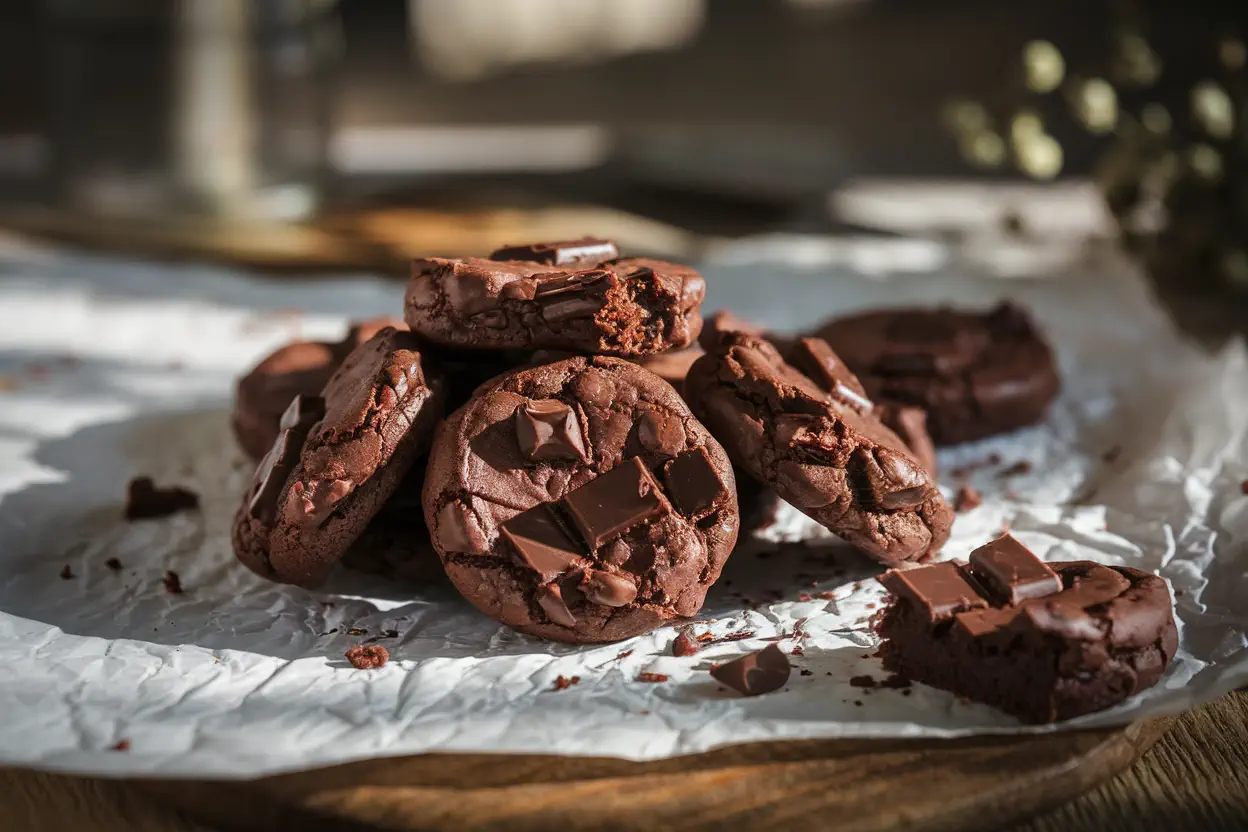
875 535 1178 723
422 356 739 643
685 332 952 566
814 303 1060 445
232 328 446 587
404 239 705 357
232 317 404 461
340 466 445 585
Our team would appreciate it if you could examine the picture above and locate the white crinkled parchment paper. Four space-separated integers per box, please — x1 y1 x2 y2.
1 232 1246 779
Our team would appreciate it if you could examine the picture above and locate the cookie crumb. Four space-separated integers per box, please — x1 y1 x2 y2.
849 675 877 689
817 591 837 600
1103 446 1123 463
110 740 130 752
800 668 814 677
798 592 813 602
59 565 74 580
347 627 367 636
997 460 1032 478
552 675 580 691
902 688 913 697
162 571 183 594
672 627 701 657
954 485 982 513
105 557 122 571
853 700 863 707
1241 479 1248 495
636 672 669 683
345 644 389 669
124 477 200 521
790 647 804 656
880 673 912 689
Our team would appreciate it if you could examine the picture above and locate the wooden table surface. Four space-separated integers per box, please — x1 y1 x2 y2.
2 690 1245 832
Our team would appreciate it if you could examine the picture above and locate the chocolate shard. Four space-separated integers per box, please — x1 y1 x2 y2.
490 238 619 265
537 583 577 627
968 535 1062 605
662 448 728 519
878 561 989 625
501 504 587 582
578 569 637 607
560 457 671 550
787 337 874 413
710 644 791 696
515 399 588 462
248 394 324 524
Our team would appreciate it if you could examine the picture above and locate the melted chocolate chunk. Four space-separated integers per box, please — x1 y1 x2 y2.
710 644 792 696
968 535 1062 605
662 448 728 518
501 504 587 582
124 477 200 521
490 238 620 265
515 399 587 462
561 457 671 550
537 583 577 627
577 569 637 607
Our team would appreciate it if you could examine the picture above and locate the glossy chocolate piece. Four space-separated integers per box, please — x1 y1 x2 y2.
710 644 792 696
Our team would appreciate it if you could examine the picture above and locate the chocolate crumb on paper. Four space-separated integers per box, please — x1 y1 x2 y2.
124 476 200 521
997 460 1033 478
162 571 183 594
59 565 73 580
110 740 130 752
551 675 580 691
954 485 982 513
345 644 389 670
672 627 700 657
636 672 670 683
105 558 122 571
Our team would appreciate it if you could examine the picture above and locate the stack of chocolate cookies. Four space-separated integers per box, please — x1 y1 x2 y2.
225 237 1176 721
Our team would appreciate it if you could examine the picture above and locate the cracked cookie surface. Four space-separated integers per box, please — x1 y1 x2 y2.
233 327 446 587
422 355 739 643
685 332 952 566
403 239 705 357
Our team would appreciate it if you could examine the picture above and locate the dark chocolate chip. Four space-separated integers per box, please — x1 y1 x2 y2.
500 504 586 582
248 395 324 525
537 583 577 627
967 535 1062 605
709 644 792 696
292 477 354 528
515 399 587 462
878 561 988 624
787 337 873 413
490 238 619 265
578 569 637 607
662 448 728 519
560 457 670 550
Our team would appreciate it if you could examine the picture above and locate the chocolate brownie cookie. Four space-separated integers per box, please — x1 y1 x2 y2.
233 328 446 587
786 336 938 476
814 303 1060 445
404 239 705 357
422 356 739 643
340 466 445 585
875 535 1178 723
685 332 952 565
232 317 404 461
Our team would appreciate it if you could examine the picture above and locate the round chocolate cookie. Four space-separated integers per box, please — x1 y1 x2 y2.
422 356 739 643
813 303 1060 445
232 317 404 461
685 332 952 566
404 238 705 357
233 328 446 587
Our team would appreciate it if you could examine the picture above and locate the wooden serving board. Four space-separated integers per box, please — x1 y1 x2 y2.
136 719 1169 832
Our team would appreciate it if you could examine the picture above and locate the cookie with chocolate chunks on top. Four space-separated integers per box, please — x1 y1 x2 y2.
422 355 739 643
232 317 404 462
874 535 1178 723
685 331 952 566
232 328 447 587
404 238 705 357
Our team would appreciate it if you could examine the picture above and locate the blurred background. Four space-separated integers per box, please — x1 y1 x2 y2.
1 0 1246 324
